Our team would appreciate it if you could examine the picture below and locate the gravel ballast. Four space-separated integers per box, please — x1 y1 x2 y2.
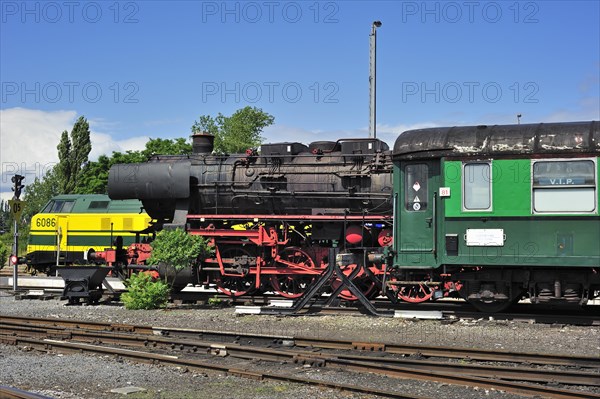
1 293 598 399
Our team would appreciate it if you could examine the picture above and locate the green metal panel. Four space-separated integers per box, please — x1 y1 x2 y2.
107 199 145 213
439 217 600 267
66 234 139 247
29 233 139 248
444 159 531 217
394 160 441 268
438 157 600 267
28 235 56 246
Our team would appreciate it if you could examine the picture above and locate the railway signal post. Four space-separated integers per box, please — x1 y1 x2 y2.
9 174 25 291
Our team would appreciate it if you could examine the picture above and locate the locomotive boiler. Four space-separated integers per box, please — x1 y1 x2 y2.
109 134 393 224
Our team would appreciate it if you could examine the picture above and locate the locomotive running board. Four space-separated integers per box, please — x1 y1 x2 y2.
258 249 394 317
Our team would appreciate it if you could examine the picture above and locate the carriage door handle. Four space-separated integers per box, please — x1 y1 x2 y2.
425 217 433 227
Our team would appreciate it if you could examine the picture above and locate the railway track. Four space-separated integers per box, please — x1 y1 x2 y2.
0 269 27 278
3 271 600 327
2 276 599 325
264 303 600 326
1 315 598 398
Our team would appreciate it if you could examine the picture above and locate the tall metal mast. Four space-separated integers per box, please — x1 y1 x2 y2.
369 20 382 138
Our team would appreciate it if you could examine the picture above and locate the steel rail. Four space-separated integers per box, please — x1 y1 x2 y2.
1 323 599 391
0 315 154 334
0 335 426 399
2 322 598 386
294 337 600 368
0 386 53 399
2 314 598 368
1 329 597 399
301 305 600 326
3 322 598 386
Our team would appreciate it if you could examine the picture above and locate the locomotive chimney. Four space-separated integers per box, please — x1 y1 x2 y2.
191 132 215 154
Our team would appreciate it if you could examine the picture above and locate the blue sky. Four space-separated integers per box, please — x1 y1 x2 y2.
1 1 599 199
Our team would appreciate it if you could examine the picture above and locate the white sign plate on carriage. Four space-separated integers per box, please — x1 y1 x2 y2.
465 229 505 247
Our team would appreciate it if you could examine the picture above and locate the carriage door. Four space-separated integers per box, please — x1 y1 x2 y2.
397 161 440 267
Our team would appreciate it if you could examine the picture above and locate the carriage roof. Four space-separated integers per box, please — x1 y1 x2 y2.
392 121 599 160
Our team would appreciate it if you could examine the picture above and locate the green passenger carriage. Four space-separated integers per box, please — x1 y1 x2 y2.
391 121 600 311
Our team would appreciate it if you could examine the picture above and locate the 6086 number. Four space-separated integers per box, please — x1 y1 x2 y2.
36 218 56 228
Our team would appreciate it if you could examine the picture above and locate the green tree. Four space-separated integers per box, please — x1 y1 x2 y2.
56 130 72 193
22 168 61 222
75 151 146 194
191 106 274 154
141 137 192 158
56 116 92 193
69 116 92 190
0 201 10 267
0 241 8 268
75 138 193 194
0 200 9 233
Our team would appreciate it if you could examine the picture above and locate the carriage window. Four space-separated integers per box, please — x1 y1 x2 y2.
532 160 596 213
463 162 492 211
405 164 428 211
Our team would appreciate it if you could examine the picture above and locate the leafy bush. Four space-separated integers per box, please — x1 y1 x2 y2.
121 272 170 310
207 295 222 306
148 229 211 284
148 228 211 271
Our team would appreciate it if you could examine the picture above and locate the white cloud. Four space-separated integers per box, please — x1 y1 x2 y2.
89 131 149 161
0 108 148 198
0 108 74 197
86 117 149 158
0 107 75 165
543 97 600 123
374 122 440 146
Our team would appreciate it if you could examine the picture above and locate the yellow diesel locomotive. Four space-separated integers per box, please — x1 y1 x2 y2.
26 194 152 274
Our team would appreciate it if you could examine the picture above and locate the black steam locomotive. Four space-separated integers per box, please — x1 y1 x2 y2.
108 134 395 299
